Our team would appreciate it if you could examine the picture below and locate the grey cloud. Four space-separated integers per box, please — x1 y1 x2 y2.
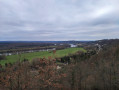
0 0 119 41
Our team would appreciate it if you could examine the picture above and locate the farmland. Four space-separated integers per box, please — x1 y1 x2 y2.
0 47 86 65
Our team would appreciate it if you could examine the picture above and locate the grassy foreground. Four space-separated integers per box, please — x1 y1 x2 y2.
0 48 86 65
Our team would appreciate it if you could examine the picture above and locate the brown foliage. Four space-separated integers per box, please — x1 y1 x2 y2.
0 58 66 90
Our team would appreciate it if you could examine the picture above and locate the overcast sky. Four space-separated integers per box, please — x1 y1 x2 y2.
0 0 119 41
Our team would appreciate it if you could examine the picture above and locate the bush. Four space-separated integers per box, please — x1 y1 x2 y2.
0 55 6 61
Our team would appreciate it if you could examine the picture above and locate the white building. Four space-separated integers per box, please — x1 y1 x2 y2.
70 44 77 47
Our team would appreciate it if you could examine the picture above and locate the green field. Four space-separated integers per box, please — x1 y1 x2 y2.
0 48 86 65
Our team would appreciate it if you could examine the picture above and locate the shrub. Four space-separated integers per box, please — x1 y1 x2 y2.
0 55 6 61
